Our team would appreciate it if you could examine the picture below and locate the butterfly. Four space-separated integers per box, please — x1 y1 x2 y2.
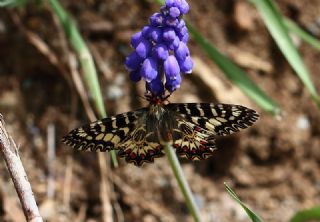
62 97 259 166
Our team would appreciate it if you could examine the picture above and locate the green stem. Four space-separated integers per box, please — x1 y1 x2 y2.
49 0 118 166
164 144 202 222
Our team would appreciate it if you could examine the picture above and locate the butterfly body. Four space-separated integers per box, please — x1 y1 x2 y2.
63 102 259 166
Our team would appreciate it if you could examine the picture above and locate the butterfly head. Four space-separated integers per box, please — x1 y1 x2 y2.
145 92 171 106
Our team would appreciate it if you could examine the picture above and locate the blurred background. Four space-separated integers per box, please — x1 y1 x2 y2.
0 0 320 221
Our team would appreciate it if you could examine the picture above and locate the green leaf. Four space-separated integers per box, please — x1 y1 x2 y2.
225 183 264 222
187 23 280 115
284 18 320 51
290 206 320 222
249 0 320 107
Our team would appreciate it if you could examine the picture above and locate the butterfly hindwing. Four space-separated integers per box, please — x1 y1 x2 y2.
117 123 164 166
62 110 144 152
167 103 259 136
172 118 217 160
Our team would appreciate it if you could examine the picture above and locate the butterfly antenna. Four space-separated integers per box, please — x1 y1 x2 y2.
136 95 146 101
163 93 171 102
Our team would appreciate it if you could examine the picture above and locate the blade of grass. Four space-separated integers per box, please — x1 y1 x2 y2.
0 0 27 7
249 0 320 107
49 0 118 167
225 183 264 222
290 206 320 222
187 23 279 115
0 0 15 7
284 18 320 51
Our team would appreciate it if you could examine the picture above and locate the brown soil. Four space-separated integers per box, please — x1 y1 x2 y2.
0 0 320 222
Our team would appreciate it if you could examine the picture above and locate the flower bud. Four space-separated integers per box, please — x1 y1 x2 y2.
154 44 169 60
148 77 165 96
179 56 193 73
131 31 143 48
140 57 158 82
149 13 164 27
165 72 181 92
125 51 143 70
164 55 180 79
175 41 189 61
150 28 163 42
129 70 142 82
169 7 180 18
163 27 176 42
135 38 152 58
178 0 189 14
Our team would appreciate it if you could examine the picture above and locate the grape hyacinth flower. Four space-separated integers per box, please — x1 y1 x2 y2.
125 0 193 98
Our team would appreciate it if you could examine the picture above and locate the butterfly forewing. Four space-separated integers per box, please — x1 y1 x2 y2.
62 110 144 152
62 108 165 166
167 103 259 136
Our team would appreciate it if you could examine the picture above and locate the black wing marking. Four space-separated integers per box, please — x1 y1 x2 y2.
167 103 259 136
62 109 144 152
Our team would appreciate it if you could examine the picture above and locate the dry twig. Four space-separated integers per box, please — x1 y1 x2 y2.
0 115 43 222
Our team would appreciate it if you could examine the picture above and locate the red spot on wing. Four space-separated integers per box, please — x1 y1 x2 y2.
183 146 188 152
130 152 136 159
194 126 201 131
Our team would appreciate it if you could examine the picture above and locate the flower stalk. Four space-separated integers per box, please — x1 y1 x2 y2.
126 1 202 220
164 143 202 222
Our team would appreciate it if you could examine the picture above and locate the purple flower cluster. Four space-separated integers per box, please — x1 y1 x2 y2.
125 0 193 97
